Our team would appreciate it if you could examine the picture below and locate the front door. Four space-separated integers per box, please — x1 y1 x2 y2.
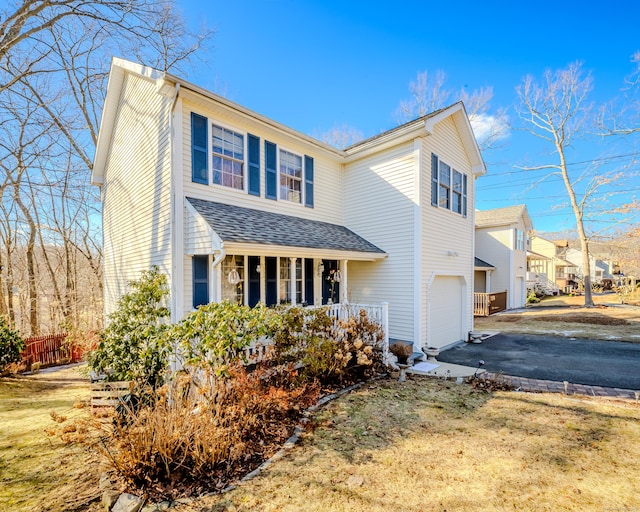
322 259 339 304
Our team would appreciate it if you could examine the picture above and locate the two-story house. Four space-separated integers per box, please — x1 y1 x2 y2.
474 205 533 310
92 58 486 351
528 236 577 294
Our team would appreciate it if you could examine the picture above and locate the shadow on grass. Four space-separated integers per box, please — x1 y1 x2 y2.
307 375 494 464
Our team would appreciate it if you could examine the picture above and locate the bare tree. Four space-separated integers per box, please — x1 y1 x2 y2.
395 70 509 151
599 51 640 136
317 124 364 149
0 0 214 334
516 62 597 306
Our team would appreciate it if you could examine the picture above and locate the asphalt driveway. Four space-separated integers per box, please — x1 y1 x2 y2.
438 333 640 390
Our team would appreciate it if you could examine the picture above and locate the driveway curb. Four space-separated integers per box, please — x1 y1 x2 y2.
485 372 640 400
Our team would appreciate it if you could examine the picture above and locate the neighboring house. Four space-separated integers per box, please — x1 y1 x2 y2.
565 248 612 284
92 58 486 351
474 205 533 310
528 237 577 294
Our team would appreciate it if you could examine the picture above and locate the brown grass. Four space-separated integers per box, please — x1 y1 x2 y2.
0 365 102 512
476 295 640 341
171 376 640 512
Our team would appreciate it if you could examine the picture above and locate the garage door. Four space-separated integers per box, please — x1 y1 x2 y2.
430 275 464 348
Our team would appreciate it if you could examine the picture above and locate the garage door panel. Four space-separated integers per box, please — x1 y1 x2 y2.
430 276 463 348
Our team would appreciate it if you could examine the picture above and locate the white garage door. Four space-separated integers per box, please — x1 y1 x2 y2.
430 275 464 348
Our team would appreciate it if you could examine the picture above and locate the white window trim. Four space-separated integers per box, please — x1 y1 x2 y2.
277 146 305 205
210 120 248 194
436 157 466 216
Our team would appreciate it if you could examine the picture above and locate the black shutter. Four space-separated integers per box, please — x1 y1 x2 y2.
463 174 468 218
265 141 277 200
304 155 314 208
192 255 209 308
431 153 439 206
191 113 208 184
248 134 260 196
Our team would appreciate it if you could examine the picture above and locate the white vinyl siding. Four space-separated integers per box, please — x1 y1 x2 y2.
101 72 173 317
475 219 530 309
343 141 417 342
421 117 475 346
181 94 342 225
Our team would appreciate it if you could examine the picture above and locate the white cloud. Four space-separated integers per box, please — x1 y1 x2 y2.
469 112 510 150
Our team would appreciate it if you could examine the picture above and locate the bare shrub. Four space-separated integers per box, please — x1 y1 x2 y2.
99 363 319 497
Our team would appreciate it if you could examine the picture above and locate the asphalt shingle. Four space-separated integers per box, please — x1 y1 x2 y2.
187 197 386 255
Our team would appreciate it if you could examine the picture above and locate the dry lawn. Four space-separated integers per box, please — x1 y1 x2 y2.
475 294 640 341
0 365 101 512
175 377 640 512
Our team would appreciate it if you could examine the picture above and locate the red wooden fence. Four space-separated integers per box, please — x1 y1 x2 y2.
21 333 84 368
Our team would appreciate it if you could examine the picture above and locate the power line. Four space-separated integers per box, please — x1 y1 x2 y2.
481 151 640 178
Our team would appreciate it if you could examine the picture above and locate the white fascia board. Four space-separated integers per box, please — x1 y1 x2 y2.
221 242 387 261
175 87 344 163
92 58 171 186
425 103 487 177
343 121 426 163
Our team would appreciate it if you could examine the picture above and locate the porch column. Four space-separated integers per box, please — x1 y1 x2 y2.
485 270 491 293
212 254 222 303
290 257 297 306
340 259 348 303
314 258 322 306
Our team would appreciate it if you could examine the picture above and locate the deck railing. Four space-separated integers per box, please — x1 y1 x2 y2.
474 293 490 317
474 292 507 317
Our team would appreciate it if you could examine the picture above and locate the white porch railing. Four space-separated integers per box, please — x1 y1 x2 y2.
242 302 390 366
325 302 390 365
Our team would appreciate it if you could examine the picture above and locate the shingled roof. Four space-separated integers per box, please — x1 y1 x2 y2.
187 197 386 255
475 205 532 229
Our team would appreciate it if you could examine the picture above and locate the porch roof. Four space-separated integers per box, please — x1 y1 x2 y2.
187 197 386 258
474 257 495 270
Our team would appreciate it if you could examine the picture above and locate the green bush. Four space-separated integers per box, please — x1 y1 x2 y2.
0 317 25 373
87 266 171 387
526 289 540 304
169 301 277 377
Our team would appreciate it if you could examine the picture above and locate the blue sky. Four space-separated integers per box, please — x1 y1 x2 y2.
177 0 640 234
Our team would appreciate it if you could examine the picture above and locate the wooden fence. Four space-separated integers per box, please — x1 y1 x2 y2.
90 381 134 407
21 333 84 368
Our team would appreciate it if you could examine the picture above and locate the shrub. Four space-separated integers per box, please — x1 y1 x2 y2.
0 317 25 374
87 267 171 387
271 306 385 386
169 301 278 377
526 289 541 304
100 364 319 496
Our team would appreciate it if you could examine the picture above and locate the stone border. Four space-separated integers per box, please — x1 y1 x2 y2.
484 372 640 401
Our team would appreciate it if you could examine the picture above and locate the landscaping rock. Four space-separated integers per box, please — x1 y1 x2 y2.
101 490 120 511
141 501 172 512
111 493 144 512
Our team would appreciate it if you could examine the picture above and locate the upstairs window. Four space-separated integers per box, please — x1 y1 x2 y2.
431 153 467 217
515 229 525 251
279 149 303 203
212 125 244 190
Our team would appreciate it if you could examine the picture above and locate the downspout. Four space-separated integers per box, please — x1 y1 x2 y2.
169 82 181 324
212 244 226 302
